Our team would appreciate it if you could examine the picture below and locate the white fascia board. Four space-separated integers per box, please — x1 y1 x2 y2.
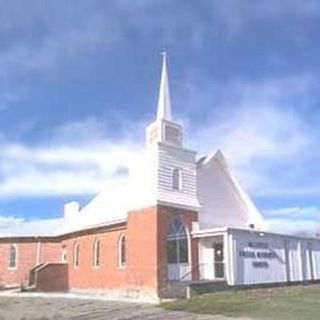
157 142 197 155
157 200 200 211
229 227 320 242
127 199 200 213
193 225 320 242
192 226 229 238
196 150 218 166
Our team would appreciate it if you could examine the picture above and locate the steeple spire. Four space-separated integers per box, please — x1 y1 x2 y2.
157 52 172 121
146 52 182 148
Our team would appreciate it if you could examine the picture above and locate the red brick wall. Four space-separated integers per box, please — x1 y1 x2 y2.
57 209 160 295
126 205 199 297
0 241 37 287
156 205 199 296
61 224 132 290
0 240 61 288
40 242 61 263
54 205 198 297
126 206 158 290
0 204 199 297
58 206 192 296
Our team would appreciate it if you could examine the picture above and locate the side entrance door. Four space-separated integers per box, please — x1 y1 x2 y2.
213 243 224 279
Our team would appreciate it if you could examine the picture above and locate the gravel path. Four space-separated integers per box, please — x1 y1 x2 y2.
0 294 237 320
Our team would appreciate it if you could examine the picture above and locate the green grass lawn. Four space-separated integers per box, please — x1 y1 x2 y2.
161 284 320 320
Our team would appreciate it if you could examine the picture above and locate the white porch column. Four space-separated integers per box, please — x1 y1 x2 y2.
298 240 304 281
226 232 235 285
223 233 229 283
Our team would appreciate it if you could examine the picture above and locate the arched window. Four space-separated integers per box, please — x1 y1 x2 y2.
167 218 189 264
8 244 17 269
172 168 182 190
73 243 80 268
118 235 126 267
93 239 101 268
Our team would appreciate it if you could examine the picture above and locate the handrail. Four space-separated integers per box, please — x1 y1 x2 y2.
28 263 46 286
177 262 226 281
178 262 207 281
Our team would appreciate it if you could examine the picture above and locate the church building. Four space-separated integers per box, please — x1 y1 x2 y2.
0 55 319 301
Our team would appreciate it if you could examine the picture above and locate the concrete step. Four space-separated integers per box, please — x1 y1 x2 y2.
20 284 36 292
162 280 229 299
187 280 229 298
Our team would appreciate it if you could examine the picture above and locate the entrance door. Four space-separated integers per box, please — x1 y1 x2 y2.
213 243 224 279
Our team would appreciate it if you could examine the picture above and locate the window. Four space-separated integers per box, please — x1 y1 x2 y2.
167 218 189 264
8 244 17 269
165 125 180 144
61 249 67 263
172 168 182 190
93 239 101 268
119 235 126 267
73 243 80 268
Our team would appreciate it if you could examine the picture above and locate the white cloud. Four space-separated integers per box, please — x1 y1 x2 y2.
265 207 320 220
0 141 140 197
264 206 319 236
0 214 63 236
0 118 143 198
266 218 319 237
0 70 319 238
179 73 320 235
0 73 319 203
184 74 320 197
0 215 24 230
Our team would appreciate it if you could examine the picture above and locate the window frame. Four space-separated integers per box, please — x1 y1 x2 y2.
93 238 101 268
172 168 182 191
73 242 80 268
167 218 190 264
8 244 18 270
61 248 67 263
118 234 126 268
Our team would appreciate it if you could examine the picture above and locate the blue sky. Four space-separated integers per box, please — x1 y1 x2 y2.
0 0 319 235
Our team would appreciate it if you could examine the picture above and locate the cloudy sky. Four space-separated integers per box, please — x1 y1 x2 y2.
0 0 319 235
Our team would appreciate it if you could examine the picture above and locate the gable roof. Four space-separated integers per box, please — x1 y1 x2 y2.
197 150 266 230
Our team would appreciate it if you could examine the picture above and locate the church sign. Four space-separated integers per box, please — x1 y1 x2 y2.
239 241 277 268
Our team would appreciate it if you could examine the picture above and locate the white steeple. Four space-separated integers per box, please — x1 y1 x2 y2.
141 53 200 211
146 53 182 148
156 52 172 121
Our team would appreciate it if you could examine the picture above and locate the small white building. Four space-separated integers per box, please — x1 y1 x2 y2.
195 227 320 285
